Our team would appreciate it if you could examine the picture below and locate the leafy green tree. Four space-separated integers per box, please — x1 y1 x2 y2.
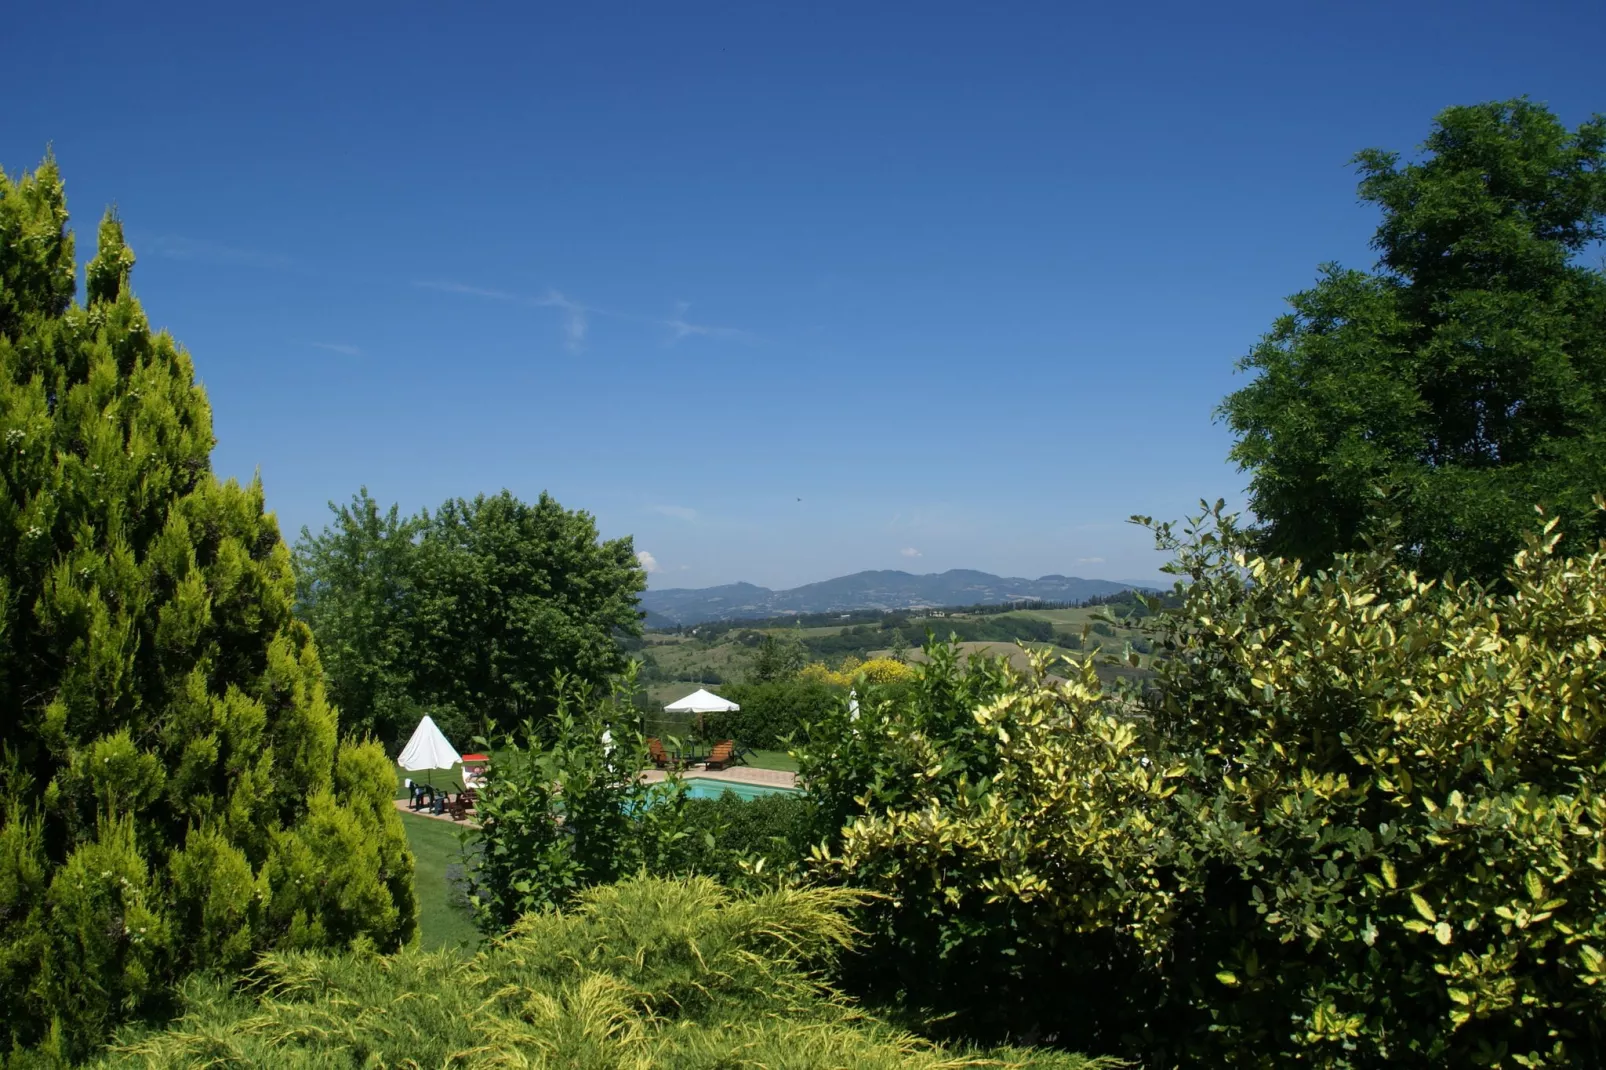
1221 100 1606 582
793 644 1022 1035
748 629 806 683
410 491 645 737
294 489 646 743
292 489 421 745
0 160 414 1057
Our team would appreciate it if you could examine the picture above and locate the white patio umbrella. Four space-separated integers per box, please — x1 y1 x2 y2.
664 688 740 733
663 688 740 715
397 715 461 789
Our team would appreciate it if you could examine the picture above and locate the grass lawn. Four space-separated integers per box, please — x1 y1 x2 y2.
743 748 798 773
391 742 795 949
399 812 480 950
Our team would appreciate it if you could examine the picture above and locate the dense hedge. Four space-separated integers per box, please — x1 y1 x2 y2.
702 678 844 748
807 507 1606 1067
679 790 813 885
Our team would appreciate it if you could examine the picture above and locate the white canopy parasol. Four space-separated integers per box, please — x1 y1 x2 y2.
397 715 462 777
663 688 740 714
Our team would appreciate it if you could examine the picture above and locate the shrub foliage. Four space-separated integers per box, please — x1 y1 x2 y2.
0 160 414 1057
705 677 842 749
816 506 1606 1067
96 875 1112 1069
469 673 689 929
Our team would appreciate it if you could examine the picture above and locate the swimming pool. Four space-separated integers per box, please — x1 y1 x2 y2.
682 777 800 801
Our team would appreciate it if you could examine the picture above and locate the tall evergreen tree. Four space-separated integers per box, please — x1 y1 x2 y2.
1221 100 1606 582
0 159 415 1057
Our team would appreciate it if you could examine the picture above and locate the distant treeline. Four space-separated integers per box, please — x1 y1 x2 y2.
647 588 1167 637
679 616 1146 666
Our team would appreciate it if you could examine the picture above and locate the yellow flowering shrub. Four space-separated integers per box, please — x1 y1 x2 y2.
797 661 853 688
856 657 915 684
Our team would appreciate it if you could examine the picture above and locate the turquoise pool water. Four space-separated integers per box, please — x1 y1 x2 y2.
682 777 800 801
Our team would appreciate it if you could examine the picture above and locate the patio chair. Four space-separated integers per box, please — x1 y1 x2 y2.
446 788 478 821
703 740 736 771
647 737 674 770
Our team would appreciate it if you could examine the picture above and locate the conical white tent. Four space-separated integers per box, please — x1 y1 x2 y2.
397 715 461 786
663 688 740 714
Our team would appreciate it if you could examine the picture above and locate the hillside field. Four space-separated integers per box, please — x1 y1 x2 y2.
634 601 1159 712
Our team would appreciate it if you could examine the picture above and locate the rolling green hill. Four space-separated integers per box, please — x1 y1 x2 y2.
631 596 1163 712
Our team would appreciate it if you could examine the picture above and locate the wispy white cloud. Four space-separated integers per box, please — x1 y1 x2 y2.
651 505 699 521
415 281 592 351
1076 556 1106 564
900 547 922 558
310 342 362 356
538 290 588 352
636 550 660 573
664 300 754 344
150 235 291 269
417 282 753 351
414 280 525 303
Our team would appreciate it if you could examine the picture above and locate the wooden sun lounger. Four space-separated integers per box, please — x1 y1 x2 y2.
702 740 736 771
647 737 676 770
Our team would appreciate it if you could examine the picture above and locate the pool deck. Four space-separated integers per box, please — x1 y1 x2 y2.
640 765 798 790
395 799 477 826
395 764 799 827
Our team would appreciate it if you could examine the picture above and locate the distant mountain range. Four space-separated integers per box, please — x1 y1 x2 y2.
639 569 1156 626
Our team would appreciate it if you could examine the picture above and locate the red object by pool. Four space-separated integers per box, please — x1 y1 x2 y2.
460 753 490 763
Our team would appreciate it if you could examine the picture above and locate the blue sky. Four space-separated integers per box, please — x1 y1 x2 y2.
7 0 1603 589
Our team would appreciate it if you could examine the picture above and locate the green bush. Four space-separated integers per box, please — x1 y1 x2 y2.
704 678 843 748
817 506 1606 1067
678 790 814 886
0 160 414 1059
792 644 1019 1030
468 672 690 929
95 875 1111 1069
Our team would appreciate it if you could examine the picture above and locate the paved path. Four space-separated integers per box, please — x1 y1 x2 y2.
395 798 478 826
640 765 798 789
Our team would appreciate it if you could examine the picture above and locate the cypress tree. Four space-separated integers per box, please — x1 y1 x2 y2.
0 158 416 1057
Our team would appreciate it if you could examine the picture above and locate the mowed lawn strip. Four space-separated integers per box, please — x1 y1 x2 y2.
399 811 480 950
743 749 799 773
